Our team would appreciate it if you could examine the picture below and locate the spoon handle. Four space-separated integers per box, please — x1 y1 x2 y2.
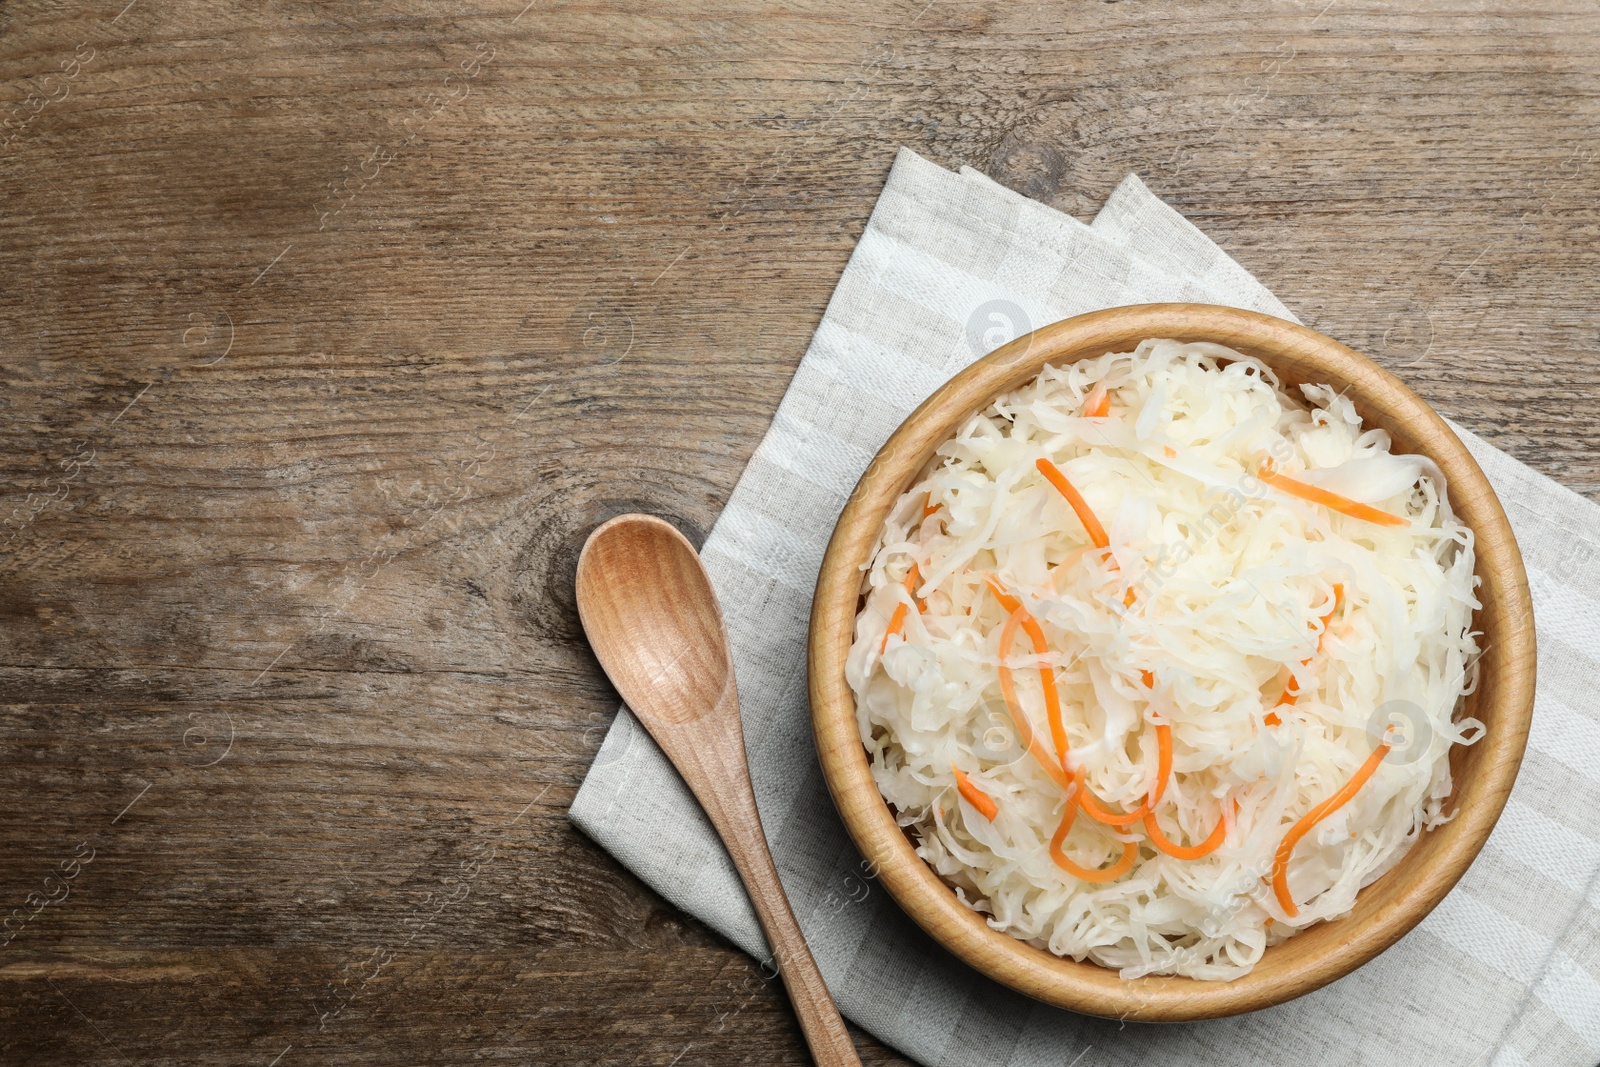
715 785 862 1065
664 695 862 1067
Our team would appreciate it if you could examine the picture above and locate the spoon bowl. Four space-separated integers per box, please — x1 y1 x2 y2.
575 516 728 724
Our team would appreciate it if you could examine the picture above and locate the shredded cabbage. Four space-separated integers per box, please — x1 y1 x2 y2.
846 338 1483 981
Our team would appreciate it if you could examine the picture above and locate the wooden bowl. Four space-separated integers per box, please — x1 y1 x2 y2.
808 303 1535 1021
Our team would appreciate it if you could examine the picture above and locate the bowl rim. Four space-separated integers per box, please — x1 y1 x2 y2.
807 303 1535 1021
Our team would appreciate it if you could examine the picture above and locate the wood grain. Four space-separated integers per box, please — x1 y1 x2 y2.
0 0 1594 1061
809 304 1536 1021
576 515 860 1065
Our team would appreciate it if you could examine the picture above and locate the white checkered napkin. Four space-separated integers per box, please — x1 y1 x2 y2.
569 148 1600 1067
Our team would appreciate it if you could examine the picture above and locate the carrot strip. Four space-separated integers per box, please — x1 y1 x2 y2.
1077 793 1145 827
1153 723 1171 806
1271 740 1392 916
922 492 940 519
1035 458 1110 548
952 765 999 821
1144 799 1234 860
995 610 1075 792
1259 466 1408 529
1035 645 1068 766
878 563 923 652
1084 384 1110 418
907 562 925 612
984 574 1021 615
985 577 1068 767
1049 782 1139 883
879 603 909 654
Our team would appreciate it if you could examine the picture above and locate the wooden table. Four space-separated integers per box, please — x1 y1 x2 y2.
2 2 1596 1063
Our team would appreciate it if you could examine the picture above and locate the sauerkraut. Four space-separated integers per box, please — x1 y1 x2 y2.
846 338 1483 980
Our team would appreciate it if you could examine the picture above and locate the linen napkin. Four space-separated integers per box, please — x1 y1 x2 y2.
569 148 1600 1067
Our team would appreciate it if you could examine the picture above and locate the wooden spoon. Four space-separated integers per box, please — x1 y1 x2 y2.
575 514 862 1067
